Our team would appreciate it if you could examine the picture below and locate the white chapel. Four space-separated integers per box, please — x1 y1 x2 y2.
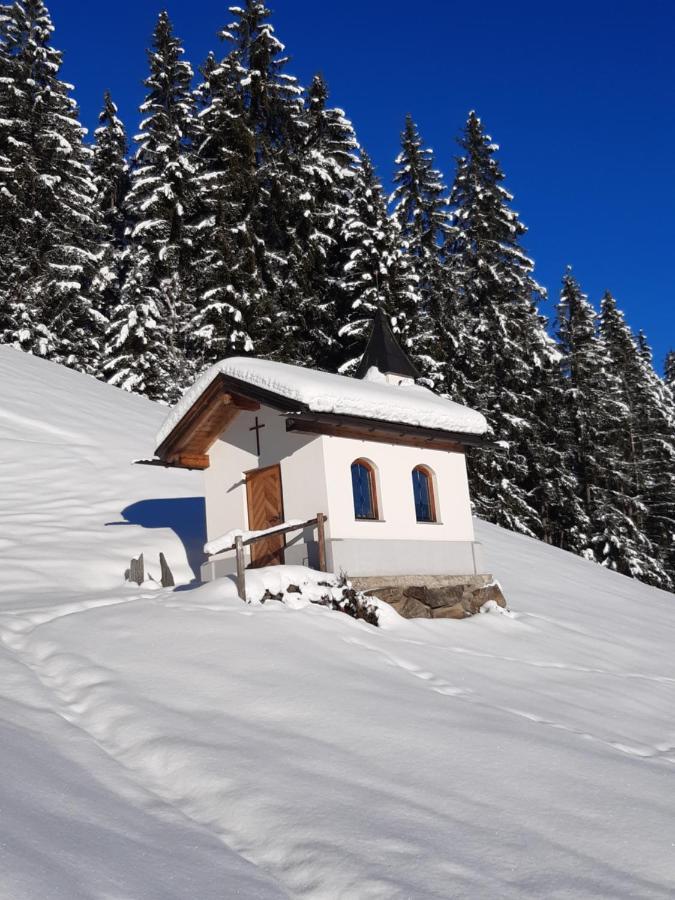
152 311 491 583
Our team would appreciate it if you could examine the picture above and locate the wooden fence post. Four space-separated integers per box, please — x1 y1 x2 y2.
128 553 144 585
317 513 327 572
159 552 175 588
235 535 247 601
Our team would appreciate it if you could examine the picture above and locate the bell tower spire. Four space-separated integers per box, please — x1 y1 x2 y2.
354 309 421 383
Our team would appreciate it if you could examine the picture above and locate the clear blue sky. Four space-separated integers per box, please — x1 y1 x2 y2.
52 0 674 371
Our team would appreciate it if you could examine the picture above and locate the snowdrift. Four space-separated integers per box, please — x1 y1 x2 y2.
1 346 675 899
156 355 487 447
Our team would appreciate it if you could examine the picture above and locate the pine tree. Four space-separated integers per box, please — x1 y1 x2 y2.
91 92 129 331
390 115 448 385
599 294 674 588
189 51 264 367
286 73 361 369
0 0 103 372
92 92 128 245
638 334 675 584
445 111 554 537
335 152 418 372
638 338 675 587
103 249 176 399
108 11 196 400
664 350 675 388
217 0 306 364
556 274 657 579
391 116 448 264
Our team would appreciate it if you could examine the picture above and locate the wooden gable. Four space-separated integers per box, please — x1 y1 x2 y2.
155 375 259 469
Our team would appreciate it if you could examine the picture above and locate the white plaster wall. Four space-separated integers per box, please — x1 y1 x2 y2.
320 434 475 543
203 408 476 572
203 405 327 548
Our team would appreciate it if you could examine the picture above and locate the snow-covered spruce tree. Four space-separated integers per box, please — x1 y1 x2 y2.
92 92 129 245
444 111 557 537
0 0 104 372
665 350 675 388
188 51 265 367
556 274 655 579
336 152 418 373
216 0 306 364
106 11 196 401
390 115 448 386
510 315 589 552
599 293 673 588
0 0 43 346
103 249 175 399
637 333 675 583
0 3 20 338
286 73 362 370
91 92 129 330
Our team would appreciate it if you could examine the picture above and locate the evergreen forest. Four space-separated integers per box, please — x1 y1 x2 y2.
2 0 674 589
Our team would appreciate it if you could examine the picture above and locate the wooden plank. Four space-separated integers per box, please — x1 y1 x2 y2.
235 535 246 601
134 458 206 471
228 392 260 411
180 398 240 451
128 553 144 585
286 417 466 453
246 464 285 567
284 411 489 448
210 516 328 552
156 375 261 464
316 513 327 572
159 552 175 587
239 516 322 547
175 453 209 469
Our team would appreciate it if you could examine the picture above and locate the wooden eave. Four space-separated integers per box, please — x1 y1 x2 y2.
285 413 492 452
155 374 261 469
154 371 492 470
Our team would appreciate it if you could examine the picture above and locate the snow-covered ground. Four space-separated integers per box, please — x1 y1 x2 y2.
1 345 675 899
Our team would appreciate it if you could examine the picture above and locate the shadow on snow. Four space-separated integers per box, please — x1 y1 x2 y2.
108 497 206 589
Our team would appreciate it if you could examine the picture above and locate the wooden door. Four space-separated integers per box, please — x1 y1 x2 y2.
246 464 285 567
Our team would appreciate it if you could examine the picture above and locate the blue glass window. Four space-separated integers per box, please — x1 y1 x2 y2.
351 460 377 519
412 467 435 522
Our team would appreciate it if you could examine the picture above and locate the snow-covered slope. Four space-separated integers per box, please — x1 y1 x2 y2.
2 345 675 899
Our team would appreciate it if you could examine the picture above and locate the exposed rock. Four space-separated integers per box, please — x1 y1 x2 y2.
359 575 507 621
431 602 467 619
424 585 465 609
368 587 404 605
466 583 507 614
403 585 429 603
388 594 432 619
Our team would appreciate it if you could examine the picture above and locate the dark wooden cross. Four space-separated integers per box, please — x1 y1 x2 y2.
249 416 266 455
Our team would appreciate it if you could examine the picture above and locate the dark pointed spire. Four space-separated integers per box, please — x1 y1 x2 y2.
354 308 421 380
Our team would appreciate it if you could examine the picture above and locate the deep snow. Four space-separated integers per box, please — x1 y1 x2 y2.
1 345 675 899
155 355 487 447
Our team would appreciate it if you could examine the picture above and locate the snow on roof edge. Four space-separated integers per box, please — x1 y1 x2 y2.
155 357 488 448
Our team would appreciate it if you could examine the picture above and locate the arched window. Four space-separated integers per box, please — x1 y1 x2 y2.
351 459 379 520
412 466 437 523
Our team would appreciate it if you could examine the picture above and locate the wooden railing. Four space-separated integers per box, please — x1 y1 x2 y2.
232 513 327 601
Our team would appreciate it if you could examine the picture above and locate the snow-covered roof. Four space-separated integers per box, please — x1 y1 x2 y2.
156 357 488 447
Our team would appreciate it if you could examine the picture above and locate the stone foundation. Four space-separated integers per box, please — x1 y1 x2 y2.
351 574 507 620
